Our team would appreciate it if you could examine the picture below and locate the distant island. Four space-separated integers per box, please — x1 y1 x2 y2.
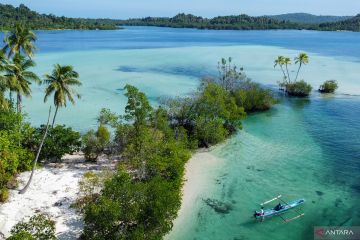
121 13 360 32
0 4 121 30
1 3 359 32
267 13 352 24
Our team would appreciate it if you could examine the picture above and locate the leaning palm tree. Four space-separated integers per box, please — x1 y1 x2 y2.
294 53 309 82
19 106 52 194
2 23 37 58
5 54 41 113
274 56 287 81
44 64 82 127
283 57 292 83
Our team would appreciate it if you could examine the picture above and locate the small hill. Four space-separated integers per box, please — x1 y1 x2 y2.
0 3 121 30
268 13 352 24
319 14 360 31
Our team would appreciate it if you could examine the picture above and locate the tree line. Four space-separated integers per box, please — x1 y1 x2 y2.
122 13 360 32
0 4 121 31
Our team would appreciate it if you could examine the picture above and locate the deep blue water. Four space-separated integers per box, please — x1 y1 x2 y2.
1 27 360 60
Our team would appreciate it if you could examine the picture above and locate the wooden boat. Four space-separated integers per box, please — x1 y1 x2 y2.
254 195 305 222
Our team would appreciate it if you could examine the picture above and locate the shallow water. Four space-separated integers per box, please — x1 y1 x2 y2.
1 27 360 130
168 95 360 240
1 27 359 239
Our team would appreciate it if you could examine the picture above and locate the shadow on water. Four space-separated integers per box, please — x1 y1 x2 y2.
116 65 211 78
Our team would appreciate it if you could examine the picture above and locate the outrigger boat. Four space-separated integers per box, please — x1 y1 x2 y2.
254 195 305 222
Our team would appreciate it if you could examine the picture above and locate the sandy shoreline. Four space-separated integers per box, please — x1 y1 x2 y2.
0 154 117 239
0 150 220 239
166 149 221 239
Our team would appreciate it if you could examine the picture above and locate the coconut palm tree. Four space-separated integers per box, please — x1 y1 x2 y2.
20 106 52 194
2 23 37 58
5 54 41 113
283 57 292 83
44 64 82 127
274 56 287 81
294 53 309 82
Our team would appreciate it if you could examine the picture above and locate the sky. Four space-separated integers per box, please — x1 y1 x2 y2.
0 0 359 19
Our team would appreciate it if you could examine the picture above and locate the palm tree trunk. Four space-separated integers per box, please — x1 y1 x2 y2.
52 106 58 127
17 93 22 113
295 63 302 82
279 66 287 82
285 64 291 84
19 106 52 194
9 91 13 106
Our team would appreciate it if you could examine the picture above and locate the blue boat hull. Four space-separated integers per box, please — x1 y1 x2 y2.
255 199 305 219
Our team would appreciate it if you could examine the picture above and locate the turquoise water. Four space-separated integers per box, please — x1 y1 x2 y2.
168 95 360 240
1 27 360 129
1 27 359 239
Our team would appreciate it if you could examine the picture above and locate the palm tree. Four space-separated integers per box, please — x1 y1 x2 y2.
2 23 37 58
283 57 292 83
0 51 9 109
274 56 287 81
20 106 52 194
294 53 309 82
5 54 41 113
44 64 82 127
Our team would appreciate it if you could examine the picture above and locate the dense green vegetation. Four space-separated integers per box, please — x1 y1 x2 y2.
0 23 83 202
122 13 360 32
0 4 121 31
268 13 352 24
81 58 276 239
123 13 307 30
319 14 360 32
319 80 338 93
28 125 82 162
0 109 34 201
1 4 359 32
274 53 313 97
7 214 56 240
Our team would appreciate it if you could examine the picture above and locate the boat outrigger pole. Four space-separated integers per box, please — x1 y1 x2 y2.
254 194 305 223
260 195 282 206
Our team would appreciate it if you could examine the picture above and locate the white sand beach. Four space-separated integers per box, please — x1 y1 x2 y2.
0 154 118 239
166 149 222 240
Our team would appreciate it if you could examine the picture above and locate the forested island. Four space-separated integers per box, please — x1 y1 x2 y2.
0 4 121 30
268 13 352 24
1 4 359 32
122 13 360 32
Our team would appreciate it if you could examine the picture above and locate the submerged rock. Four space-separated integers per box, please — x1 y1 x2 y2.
203 198 233 214
316 190 324 196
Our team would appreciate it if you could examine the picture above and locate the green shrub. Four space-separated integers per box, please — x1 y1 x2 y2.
0 187 9 202
0 131 34 202
82 125 111 161
286 80 312 97
83 169 183 240
28 125 82 162
319 80 338 93
6 231 35 240
10 214 56 240
82 130 99 161
73 171 112 212
96 125 110 151
234 82 276 112
194 117 228 147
